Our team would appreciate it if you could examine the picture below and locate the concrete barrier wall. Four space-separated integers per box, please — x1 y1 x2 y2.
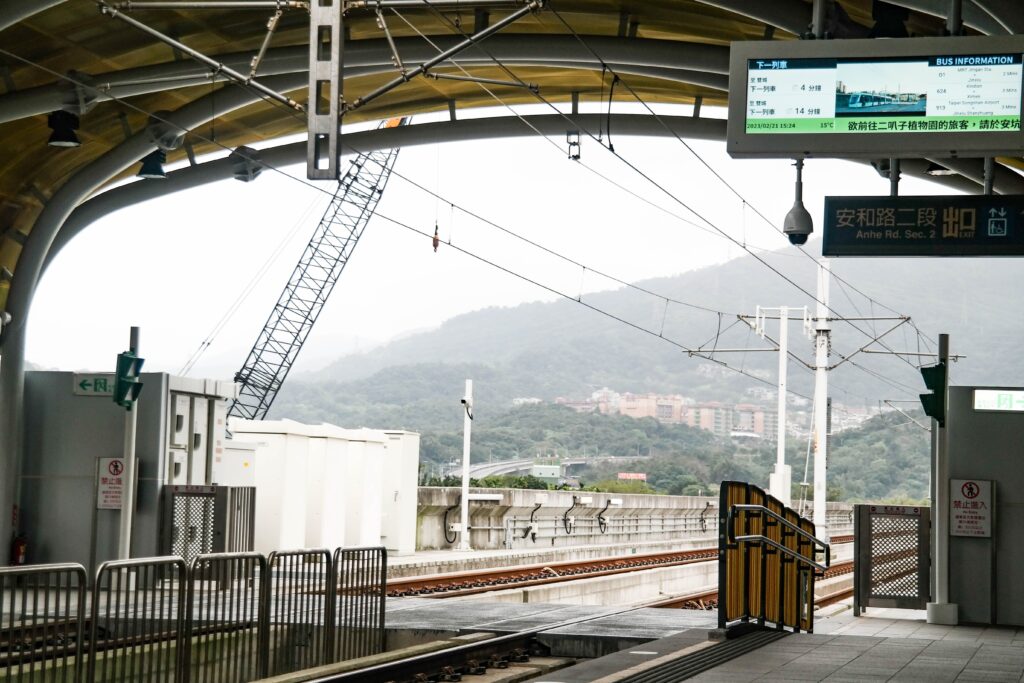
417 487 853 551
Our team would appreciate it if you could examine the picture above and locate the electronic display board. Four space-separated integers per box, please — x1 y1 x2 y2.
822 194 1024 256
728 36 1024 159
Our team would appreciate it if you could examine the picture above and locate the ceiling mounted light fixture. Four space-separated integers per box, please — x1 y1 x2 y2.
47 110 81 148
925 162 957 177
137 150 167 179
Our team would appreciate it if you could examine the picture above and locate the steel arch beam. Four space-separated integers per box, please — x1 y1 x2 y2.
972 0 1024 34
0 36 729 124
0 71 306 549
0 1 66 33
882 0 1006 34
47 113 728 267
692 0 812 35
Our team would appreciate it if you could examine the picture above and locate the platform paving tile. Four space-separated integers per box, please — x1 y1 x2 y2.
955 671 1022 682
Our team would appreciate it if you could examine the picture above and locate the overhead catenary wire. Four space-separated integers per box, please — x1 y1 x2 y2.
1 38 921 407
372 207 819 401
540 2 930 334
177 192 327 375
379 7 766 250
388 13 932 399
436 1 936 371
0 47 801 400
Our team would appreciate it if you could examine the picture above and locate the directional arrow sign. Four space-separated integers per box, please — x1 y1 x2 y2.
72 373 115 397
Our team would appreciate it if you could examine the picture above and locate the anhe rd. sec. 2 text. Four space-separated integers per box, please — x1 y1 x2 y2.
853 229 937 240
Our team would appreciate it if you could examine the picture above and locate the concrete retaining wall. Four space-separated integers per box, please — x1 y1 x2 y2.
417 487 854 551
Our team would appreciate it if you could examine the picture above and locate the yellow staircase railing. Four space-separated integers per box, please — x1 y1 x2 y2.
718 480 830 634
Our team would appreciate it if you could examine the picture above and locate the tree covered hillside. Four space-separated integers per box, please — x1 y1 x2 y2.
275 243 1024 432
414 404 929 503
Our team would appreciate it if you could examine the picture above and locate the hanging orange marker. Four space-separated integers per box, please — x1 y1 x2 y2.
432 223 440 252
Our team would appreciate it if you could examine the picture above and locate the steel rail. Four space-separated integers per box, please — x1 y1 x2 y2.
388 549 719 597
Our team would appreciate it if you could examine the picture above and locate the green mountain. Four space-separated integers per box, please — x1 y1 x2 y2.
273 239 1022 432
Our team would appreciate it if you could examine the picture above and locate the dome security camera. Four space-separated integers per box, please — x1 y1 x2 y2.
784 202 813 245
783 158 812 246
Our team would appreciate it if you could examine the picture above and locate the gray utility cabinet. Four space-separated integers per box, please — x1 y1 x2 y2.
947 386 1024 626
20 371 236 569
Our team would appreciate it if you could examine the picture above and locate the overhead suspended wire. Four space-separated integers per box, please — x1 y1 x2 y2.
1 37 922 406
0 47 802 400
399 7 931 405
380 8 763 248
372 207 819 401
352 143 740 316
540 2 930 330
177 192 326 375
441 1 936 373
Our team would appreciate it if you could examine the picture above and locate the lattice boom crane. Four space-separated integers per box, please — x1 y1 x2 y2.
230 118 406 420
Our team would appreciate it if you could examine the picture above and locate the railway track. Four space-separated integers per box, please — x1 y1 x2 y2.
320 558 856 683
387 536 853 599
387 548 719 598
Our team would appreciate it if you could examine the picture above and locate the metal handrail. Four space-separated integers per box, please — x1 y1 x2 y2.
726 503 831 573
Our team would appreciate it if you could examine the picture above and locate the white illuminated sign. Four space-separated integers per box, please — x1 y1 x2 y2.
745 55 1022 135
727 36 1024 159
974 389 1024 412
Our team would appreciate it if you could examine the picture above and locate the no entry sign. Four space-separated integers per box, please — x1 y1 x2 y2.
950 478 992 537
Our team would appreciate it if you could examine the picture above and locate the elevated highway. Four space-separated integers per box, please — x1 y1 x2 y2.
445 455 651 478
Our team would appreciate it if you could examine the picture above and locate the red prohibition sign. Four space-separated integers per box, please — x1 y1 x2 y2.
961 481 980 499
108 460 124 477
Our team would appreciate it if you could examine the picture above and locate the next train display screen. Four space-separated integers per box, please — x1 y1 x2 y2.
745 53 1022 135
726 36 1024 159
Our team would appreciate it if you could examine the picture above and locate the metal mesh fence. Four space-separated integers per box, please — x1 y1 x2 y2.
870 515 922 597
170 494 215 567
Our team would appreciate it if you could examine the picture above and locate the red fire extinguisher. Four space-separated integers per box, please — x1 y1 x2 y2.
10 534 27 565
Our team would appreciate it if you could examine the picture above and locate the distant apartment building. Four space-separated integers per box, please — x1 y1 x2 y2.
554 397 598 414
732 403 779 440
618 393 687 422
682 402 733 438
590 387 621 415
558 388 778 440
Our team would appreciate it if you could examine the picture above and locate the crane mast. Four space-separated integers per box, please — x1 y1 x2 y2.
230 120 405 420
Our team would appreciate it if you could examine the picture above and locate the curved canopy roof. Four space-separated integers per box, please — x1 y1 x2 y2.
0 0 1021 313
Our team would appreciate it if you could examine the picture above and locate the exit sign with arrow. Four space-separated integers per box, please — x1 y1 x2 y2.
72 373 115 397
824 194 1024 256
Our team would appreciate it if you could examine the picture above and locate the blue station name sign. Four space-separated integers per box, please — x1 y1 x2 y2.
823 194 1024 256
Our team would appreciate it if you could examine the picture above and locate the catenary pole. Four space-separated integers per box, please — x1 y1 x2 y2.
769 306 793 507
813 261 830 541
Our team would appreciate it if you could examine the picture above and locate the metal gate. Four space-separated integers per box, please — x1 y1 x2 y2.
162 485 256 564
854 504 930 615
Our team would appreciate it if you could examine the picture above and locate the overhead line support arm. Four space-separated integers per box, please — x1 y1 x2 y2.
348 0 544 111
97 2 304 110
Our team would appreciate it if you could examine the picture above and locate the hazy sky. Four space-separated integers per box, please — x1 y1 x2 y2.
28 102 950 380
